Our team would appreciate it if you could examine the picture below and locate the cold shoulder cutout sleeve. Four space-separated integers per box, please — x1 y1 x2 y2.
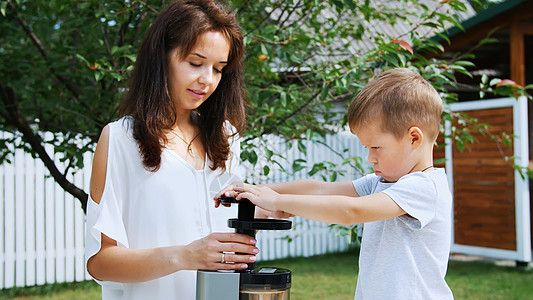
85 119 133 288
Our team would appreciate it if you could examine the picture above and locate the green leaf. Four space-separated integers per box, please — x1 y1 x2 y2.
1 1 7 16
422 21 440 29
111 45 131 55
481 74 488 85
292 158 307 173
489 78 501 86
76 54 89 64
330 171 337 182
434 158 447 165
241 150 258 166
263 165 270 176
297 140 307 155
289 54 301 64
260 43 268 55
265 148 274 160
94 71 103 81
308 163 323 176
262 25 279 34
454 60 475 67
479 37 499 45
343 0 356 10
110 72 123 81
435 32 451 45
279 90 287 107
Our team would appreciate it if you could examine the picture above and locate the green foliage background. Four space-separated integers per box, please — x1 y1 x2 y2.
1 0 529 211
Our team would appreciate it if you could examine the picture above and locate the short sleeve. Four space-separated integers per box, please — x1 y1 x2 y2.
352 174 380 197
382 172 438 229
85 121 131 289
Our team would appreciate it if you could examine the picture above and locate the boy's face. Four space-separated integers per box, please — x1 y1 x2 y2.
353 122 418 182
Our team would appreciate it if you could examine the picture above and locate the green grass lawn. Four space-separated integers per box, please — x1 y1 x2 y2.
2 249 532 300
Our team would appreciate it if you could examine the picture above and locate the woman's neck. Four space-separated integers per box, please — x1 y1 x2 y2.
174 111 196 131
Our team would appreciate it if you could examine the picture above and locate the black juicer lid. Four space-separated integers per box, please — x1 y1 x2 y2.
220 196 292 231
228 218 292 230
239 267 291 290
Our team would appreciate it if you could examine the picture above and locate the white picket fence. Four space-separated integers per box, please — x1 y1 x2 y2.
0 131 368 289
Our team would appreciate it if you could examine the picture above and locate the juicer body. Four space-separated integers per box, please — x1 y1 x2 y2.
196 271 240 300
196 267 291 300
196 196 292 300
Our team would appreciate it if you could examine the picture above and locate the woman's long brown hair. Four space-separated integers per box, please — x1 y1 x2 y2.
118 0 245 172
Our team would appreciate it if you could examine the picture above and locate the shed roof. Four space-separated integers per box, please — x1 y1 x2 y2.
429 0 533 99
440 0 530 40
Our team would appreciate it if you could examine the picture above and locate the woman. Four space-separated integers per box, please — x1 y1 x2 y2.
85 1 258 299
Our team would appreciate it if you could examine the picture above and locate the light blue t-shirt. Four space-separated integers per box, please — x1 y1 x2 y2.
352 168 453 300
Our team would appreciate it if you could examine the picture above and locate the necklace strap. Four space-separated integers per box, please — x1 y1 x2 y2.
171 128 190 143
170 128 199 157
421 165 434 172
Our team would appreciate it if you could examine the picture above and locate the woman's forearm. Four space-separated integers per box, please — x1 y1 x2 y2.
87 244 185 283
87 232 256 283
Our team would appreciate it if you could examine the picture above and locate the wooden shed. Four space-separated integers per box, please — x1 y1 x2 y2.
432 0 532 264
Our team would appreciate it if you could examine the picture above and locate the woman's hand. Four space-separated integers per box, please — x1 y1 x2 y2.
181 232 258 271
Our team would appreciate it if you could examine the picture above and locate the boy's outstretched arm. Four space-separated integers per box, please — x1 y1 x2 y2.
214 180 356 210
263 179 359 197
228 183 405 225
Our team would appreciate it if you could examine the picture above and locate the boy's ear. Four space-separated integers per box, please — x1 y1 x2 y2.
408 126 423 149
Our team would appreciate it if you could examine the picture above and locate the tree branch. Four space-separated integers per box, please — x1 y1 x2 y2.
136 0 160 14
0 78 88 212
277 0 305 31
396 3 443 40
242 1 282 38
8 1 91 112
244 88 322 142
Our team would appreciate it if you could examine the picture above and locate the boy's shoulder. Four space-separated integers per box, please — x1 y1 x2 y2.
397 168 446 183
393 169 448 195
353 169 447 197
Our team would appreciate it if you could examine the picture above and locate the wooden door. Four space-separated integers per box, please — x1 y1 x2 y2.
435 97 531 262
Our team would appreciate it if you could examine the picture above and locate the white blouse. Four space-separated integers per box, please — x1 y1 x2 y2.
85 116 241 300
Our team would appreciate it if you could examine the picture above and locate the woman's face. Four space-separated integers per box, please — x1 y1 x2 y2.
167 31 230 113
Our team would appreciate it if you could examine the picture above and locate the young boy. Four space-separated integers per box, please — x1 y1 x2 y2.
216 68 453 299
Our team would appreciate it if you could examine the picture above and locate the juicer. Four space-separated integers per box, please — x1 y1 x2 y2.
196 196 292 300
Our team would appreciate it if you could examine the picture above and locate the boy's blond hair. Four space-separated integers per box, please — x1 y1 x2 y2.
348 68 443 141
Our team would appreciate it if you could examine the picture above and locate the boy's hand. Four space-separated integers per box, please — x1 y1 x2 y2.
233 183 279 212
215 182 293 218
214 181 243 208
